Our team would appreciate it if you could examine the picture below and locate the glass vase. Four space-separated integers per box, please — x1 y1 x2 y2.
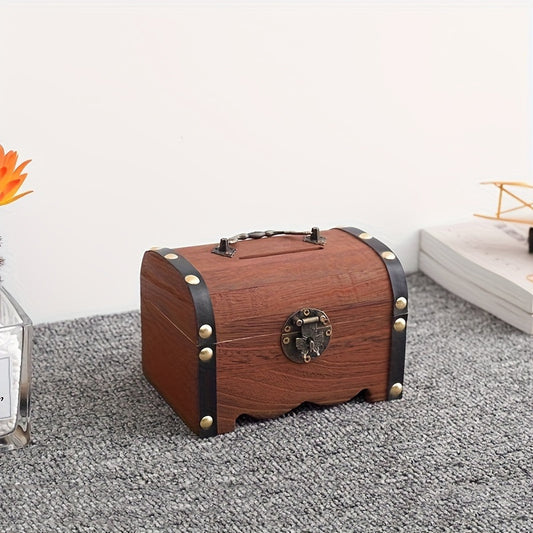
0 286 32 450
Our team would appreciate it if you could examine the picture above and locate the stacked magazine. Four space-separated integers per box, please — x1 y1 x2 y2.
419 220 533 334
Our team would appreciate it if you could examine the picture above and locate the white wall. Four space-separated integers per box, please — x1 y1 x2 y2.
0 2 530 324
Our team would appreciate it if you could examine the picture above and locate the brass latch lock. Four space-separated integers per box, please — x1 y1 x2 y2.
281 308 332 363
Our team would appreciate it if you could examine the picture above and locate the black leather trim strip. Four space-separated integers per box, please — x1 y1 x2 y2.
157 248 217 437
338 227 408 400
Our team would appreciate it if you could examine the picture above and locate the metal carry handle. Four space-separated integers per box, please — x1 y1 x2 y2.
212 227 326 257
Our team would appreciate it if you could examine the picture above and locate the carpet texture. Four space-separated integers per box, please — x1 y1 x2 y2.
0 272 531 532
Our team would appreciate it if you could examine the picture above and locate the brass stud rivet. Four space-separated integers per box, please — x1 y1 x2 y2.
199 347 213 362
381 251 396 261
284 325 291 333
185 274 200 285
325 328 332 337
282 336 291 345
164 253 179 260
390 382 403 399
200 416 213 430
199 324 213 339
303 308 310 317
359 232 373 240
395 297 407 310
393 318 406 332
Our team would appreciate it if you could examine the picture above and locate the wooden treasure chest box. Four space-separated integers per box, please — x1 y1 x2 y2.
140 227 408 437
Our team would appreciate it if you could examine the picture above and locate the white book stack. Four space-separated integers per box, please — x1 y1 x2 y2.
419 220 533 334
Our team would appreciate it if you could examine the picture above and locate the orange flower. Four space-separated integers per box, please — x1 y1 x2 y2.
0 145 33 206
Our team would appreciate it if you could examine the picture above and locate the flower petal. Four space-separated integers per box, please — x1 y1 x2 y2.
0 147 32 206
3 151 18 175
0 189 33 206
12 159 31 179
0 178 22 200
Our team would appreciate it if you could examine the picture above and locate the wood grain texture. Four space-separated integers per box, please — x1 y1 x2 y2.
215 303 391 433
141 228 395 436
141 253 200 431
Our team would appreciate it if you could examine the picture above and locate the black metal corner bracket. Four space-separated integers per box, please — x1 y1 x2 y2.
156 248 218 438
338 227 408 401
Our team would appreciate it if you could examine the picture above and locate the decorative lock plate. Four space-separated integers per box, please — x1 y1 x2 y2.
281 308 332 363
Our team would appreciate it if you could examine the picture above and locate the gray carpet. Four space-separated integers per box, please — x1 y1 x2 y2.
0 272 531 532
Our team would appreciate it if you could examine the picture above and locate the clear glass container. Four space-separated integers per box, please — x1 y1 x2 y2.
0 286 32 450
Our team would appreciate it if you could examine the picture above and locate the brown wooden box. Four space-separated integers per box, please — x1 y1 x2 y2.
140 227 408 437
